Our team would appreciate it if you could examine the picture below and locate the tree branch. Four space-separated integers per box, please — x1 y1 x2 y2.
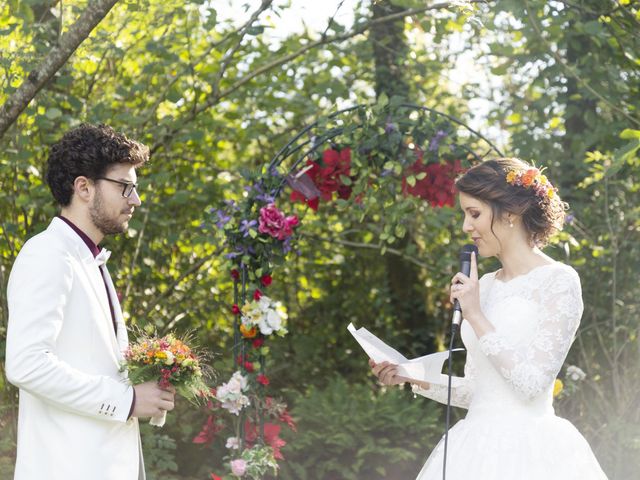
136 249 222 320
524 0 640 127
300 232 431 269
150 0 488 154
0 0 121 139
138 0 272 133
209 0 274 100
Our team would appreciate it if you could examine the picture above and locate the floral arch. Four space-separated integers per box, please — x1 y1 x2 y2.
197 99 504 479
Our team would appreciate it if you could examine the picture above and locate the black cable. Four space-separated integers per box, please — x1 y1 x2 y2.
443 322 459 480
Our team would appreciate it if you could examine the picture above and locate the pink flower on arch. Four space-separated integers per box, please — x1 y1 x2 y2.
230 458 247 476
258 203 299 240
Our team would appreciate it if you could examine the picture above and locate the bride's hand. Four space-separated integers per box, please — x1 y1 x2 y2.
369 359 409 386
450 251 495 337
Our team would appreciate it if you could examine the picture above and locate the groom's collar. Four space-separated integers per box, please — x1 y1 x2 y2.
56 215 101 258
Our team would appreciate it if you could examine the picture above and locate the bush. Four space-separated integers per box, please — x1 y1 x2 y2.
277 377 445 480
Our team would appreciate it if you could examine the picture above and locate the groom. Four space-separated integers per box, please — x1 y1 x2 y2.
5 124 175 480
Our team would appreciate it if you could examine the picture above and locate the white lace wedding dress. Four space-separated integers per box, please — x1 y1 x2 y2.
413 263 608 479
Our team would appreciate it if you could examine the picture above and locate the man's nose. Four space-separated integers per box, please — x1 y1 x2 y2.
128 188 142 207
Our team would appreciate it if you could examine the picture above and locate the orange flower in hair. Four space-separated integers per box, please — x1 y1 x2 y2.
521 169 538 187
505 165 557 200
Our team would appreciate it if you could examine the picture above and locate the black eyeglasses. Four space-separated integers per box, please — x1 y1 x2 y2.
95 177 138 198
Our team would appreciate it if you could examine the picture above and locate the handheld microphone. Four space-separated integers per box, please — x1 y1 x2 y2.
451 244 478 334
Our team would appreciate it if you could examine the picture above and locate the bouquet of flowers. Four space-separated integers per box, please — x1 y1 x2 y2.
122 332 212 426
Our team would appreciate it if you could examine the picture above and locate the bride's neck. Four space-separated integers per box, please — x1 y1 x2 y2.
496 246 553 281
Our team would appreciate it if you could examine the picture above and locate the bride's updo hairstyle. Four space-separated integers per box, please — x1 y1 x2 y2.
455 158 568 246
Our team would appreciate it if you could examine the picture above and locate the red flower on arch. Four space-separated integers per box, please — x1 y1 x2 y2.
402 152 463 207
290 148 353 210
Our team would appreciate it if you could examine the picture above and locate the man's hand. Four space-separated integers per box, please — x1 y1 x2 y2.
132 381 176 418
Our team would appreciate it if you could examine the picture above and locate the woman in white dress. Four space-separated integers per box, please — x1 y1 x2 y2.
370 158 608 479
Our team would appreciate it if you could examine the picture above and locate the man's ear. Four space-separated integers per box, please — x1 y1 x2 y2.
72 176 93 203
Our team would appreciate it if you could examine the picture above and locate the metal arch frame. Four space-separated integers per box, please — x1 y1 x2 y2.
266 103 505 191
232 102 505 445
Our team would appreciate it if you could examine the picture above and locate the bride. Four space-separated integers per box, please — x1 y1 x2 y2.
370 158 608 479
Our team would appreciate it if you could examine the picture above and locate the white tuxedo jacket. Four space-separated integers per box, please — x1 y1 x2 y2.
6 217 144 480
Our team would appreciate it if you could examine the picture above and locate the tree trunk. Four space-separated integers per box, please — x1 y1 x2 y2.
370 2 431 351
371 2 410 99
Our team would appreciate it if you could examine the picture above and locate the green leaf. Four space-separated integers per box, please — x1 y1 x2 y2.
339 175 352 186
15 193 30 207
506 113 521 124
620 129 640 140
45 108 62 120
582 20 602 36
377 92 389 109
246 26 264 35
608 139 640 176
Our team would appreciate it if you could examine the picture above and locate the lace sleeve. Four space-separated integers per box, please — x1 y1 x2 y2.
411 352 475 409
478 267 583 400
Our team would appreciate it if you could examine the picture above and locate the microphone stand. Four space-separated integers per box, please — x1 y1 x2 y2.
442 244 476 478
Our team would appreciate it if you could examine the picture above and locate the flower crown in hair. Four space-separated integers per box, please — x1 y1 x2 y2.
505 167 556 200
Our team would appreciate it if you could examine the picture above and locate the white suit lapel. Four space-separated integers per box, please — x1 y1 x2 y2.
49 218 124 362
101 263 129 356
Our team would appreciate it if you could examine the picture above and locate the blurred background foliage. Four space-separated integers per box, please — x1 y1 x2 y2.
0 0 638 478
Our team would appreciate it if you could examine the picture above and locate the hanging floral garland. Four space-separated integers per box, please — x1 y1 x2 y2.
197 100 502 479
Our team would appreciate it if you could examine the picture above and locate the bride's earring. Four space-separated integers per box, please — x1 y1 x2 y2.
509 218 514 228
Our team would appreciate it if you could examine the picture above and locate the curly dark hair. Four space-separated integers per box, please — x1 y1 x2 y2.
455 158 567 246
46 123 150 206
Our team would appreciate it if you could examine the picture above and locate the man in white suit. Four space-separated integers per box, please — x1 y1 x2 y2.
6 124 175 480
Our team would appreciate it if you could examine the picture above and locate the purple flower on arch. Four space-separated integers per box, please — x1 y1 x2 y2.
256 192 276 203
268 165 282 178
429 130 448 152
239 219 258 237
225 244 256 260
384 118 398 134
210 209 231 229
282 237 292 254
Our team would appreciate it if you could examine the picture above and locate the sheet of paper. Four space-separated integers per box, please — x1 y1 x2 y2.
348 323 464 385
347 323 407 364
